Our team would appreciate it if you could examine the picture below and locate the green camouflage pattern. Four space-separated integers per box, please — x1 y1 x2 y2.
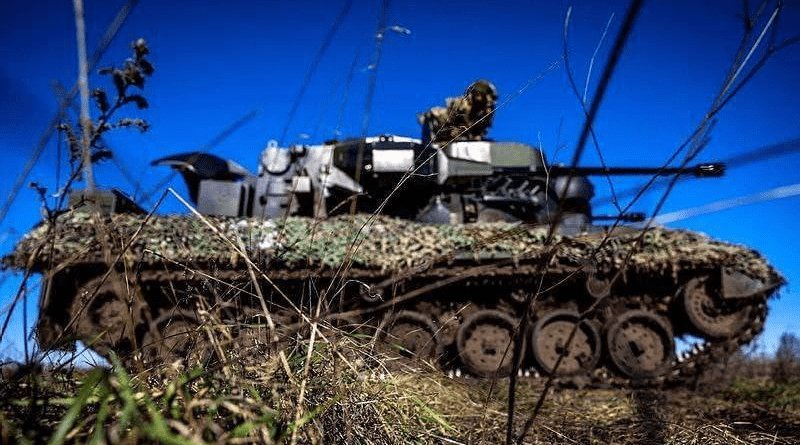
4 211 781 284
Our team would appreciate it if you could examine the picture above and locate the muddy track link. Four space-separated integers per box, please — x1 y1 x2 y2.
4 213 784 388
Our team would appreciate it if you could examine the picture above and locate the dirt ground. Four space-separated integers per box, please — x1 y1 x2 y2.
1 361 799 444
500 383 800 444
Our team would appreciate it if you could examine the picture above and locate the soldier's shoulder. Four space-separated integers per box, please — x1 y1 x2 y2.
445 96 468 107
429 106 449 116
418 106 448 124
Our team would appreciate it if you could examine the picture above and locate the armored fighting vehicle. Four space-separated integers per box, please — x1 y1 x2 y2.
4 134 784 385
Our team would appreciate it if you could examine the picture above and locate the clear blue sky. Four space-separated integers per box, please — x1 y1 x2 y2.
1 0 799 360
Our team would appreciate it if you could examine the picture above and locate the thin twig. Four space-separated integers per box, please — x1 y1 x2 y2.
583 13 616 105
509 2 645 443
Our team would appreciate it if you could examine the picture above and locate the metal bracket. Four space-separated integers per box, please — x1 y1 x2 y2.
721 267 766 299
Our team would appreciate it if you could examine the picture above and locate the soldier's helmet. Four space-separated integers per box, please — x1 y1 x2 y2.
469 79 498 101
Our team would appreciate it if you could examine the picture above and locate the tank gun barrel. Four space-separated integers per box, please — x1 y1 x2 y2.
548 162 725 178
592 212 646 222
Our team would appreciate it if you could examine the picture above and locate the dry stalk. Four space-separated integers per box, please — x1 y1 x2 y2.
289 318 318 445
72 0 94 191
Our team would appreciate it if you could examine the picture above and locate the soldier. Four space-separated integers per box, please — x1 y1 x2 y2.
418 79 498 145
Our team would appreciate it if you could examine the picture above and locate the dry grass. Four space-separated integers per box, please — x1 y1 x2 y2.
2 328 799 444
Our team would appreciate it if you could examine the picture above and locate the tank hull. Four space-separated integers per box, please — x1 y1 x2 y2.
5 212 783 386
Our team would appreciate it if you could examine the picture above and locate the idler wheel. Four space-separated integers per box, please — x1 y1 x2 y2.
606 310 674 379
378 310 437 360
683 277 754 339
531 310 601 375
71 274 143 357
142 310 209 365
457 309 519 377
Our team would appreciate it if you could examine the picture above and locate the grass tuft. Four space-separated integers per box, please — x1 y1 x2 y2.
2 329 800 444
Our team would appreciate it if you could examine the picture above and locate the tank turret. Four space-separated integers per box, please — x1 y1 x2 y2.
156 135 725 235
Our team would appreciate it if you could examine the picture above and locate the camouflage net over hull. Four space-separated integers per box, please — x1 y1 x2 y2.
4 212 781 284
4 211 785 387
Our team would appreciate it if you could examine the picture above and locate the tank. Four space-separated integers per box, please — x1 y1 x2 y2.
3 134 784 386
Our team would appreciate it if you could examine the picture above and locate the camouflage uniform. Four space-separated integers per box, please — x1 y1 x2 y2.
418 79 498 144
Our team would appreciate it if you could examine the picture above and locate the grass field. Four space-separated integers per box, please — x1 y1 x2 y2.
1 334 799 444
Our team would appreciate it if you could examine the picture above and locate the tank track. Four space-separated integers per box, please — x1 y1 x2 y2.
4 212 784 388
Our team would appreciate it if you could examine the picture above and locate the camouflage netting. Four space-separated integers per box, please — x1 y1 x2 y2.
2 212 782 282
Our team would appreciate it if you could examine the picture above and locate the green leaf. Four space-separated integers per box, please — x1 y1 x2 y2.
88 387 112 445
281 394 341 441
410 396 457 433
110 353 139 433
48 368 105 445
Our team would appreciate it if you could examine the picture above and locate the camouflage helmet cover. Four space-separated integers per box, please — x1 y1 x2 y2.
468 79 498 100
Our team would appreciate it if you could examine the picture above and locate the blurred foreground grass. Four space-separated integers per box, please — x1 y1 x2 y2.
1 333 799 445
